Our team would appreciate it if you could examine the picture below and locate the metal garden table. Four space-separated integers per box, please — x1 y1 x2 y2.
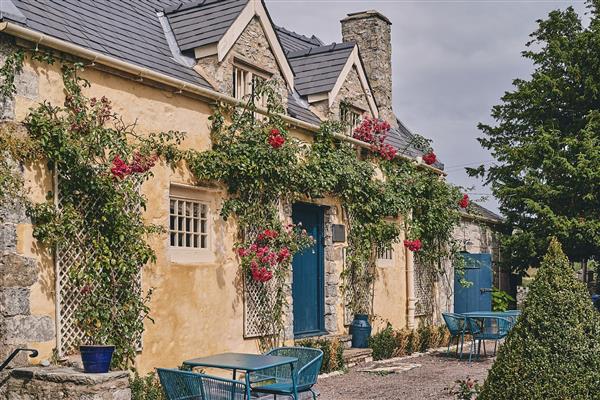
183 352 299 400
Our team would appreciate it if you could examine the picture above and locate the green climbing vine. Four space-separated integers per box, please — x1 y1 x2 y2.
186 81 465 334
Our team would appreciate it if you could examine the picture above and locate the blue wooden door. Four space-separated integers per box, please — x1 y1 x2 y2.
292 203 325 338
454 253 493 313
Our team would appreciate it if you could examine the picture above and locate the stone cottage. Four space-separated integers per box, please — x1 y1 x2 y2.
0 0 493 373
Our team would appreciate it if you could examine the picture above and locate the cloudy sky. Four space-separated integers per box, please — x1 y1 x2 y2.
267 0 588 214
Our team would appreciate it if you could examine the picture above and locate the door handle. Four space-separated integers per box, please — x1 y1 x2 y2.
480 288 493 294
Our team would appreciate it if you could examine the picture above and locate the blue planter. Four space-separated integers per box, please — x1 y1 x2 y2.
350 314 372 348
80 345 114 373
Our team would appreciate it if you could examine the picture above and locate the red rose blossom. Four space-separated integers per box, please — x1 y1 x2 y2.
459 194 470 209
422 152 437 165
110 155 131 180
268 134 285 149
404 239 422 252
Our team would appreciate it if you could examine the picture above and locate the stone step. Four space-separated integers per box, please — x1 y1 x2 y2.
343 347 373 368
295 334 353 349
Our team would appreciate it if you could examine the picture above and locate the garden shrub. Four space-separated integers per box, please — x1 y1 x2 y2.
130 372 165 400
417 323 433 352
479 238 600 399
368 323 397 360
296 338 344 373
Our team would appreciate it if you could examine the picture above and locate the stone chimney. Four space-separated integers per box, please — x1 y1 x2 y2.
341 10 396 126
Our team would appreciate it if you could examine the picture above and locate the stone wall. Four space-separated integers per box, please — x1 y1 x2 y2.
341 11 395 126
311 66 372 123
0 35 54 368
195 17 288 105
0 367 130 400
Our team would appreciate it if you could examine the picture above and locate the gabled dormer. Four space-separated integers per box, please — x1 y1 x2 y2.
287 42 378 124
165 0 294 98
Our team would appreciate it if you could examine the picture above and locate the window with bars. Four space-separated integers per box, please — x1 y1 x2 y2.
233 64 268 109
378 247 393 260
341 106 363 136
169 198 209 250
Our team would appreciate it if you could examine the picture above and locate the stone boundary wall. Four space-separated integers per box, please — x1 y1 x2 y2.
0 367 130 400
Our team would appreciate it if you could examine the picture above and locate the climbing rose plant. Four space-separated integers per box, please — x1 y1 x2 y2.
237 225 314 283
13 62 184 369
352 116 397 160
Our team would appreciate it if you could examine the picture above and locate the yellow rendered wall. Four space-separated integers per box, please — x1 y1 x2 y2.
14 55 411 372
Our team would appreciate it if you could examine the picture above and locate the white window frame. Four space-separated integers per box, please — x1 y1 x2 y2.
341 105 363 136
168 184 215 264
233 60 271 109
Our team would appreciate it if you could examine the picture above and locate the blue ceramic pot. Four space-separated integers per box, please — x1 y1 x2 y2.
350 314 372 348
80 345 114 373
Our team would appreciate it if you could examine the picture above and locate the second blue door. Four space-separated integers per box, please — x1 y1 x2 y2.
454 253 493 313
292 203 325 338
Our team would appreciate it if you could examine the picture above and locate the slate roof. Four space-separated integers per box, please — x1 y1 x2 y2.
287 42 355 97
287 92 321 125
385 119 444 169
461 203 503 223
164 0 247 52
9 0 211 88
275 26 324 54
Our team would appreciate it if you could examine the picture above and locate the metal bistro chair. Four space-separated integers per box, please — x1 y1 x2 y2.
251 347 323 400
157 368 248 400
442 313 468 359
466 316 512 363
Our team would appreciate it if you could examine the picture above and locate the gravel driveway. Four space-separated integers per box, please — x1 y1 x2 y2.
314 352 493 400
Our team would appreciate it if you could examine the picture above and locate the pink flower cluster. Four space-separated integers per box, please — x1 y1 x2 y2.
236 228 292 283
352 117 397 160
110 152 158 180
404 239 422 252
458 194 470 209
268 128 285 149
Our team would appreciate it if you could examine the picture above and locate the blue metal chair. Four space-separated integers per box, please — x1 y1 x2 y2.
442 312 467 359
157 368 248 400
251 347 323 400
466 316 512 362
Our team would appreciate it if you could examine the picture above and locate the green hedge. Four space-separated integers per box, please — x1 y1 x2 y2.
479 239 600 399
130 372 165 400
369 322 450 360
296 337 345 373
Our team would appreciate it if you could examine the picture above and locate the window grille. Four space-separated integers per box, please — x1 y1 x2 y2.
169 198 208 249
377 247 393 260
340 106 362 136
55 172 143 356
233 65 267 109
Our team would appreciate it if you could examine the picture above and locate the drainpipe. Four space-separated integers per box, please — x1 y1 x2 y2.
405 216 416 329
0 21 446 176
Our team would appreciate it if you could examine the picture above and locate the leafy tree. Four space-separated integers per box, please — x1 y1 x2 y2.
479 238 600 399
471 1 600 271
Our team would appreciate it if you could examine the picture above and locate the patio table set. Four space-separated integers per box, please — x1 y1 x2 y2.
442 310 521 362
157 347 323 400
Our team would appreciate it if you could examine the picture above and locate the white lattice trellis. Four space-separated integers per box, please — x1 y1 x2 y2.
414 261 435 317
243 276 278 338
55 173 143 356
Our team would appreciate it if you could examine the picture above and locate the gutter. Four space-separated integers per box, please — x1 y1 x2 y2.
0 21 445 176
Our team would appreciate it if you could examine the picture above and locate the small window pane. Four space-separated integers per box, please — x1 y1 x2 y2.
169 195 210 251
